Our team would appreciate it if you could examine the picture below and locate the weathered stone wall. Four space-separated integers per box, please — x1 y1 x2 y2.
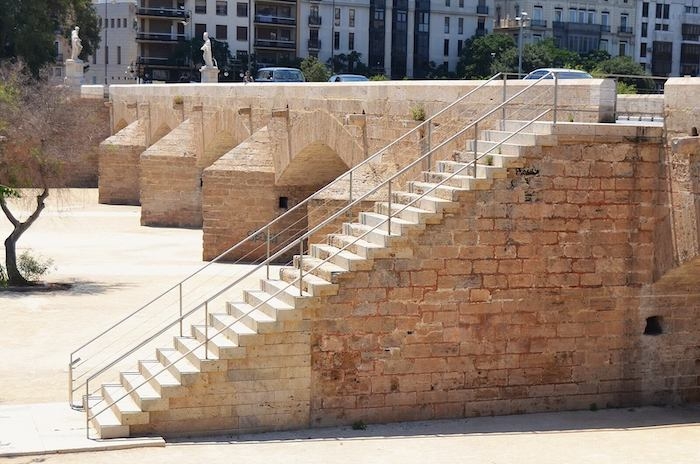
99 120 146 205
307 127 700 427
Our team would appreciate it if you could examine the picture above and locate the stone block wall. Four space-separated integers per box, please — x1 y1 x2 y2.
306 129 700 427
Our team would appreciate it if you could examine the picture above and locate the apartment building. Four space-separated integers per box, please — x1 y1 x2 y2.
492 0 637 59
637 1 700 76
88 0 139 85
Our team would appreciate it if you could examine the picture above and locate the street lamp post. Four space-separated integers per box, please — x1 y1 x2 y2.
516 11 528 78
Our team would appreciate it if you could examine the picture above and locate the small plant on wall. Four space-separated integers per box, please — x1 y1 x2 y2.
410 104 426 121
173 95 184 105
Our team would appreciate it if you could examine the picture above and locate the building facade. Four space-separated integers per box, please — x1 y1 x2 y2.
492 0 637 59
89 0 140 85
637 0 700 77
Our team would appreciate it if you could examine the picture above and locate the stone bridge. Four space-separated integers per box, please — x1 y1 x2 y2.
98 79 616 260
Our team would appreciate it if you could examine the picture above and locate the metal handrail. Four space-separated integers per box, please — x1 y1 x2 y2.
69 73 512 406
85 78 557 436
75 72 559 424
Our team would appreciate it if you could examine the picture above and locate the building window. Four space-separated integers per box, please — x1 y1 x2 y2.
444 17 449 33
578 9 585 23
374 9 384 21
458 17 463 34
601 11 609 26
600 39 608 52
349 32 355 50
237 2 247 17
105 46 108 65
640 42 647 58
642 2 649 17
457 39 463 54
418 12 429 32
236 26 247 41
335 7 340 26
445 0 450 6
195 0 206 14
443 39 449 56
587 10 594 24
334 31 340 49
569 9 577 22
216 1 227 15
110 18 115 28
195 23 206 38
92 53 96 64
117 45 121 64
349 8 355 27
459 0 464 7
216 24 227 40
655 3 662 18
619 41 627 56
554 8 562 22
642 22 647 37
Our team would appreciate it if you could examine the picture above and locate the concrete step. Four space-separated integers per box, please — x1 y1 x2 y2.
310 243 373 271
452 151 524 169
260 278 316 308
87 396 130 439
467 139 523 156
480 129 537 145
374 201 442 224
244 288 301 320
408 181 464 202
391 191 459 213
119 372 168 411
342 222 404 247
191 325 245 359
279 266 340 297
100 383 150 425
499 119 555 134
138 360 187 398
156 347 200 386
423 171 492 190
436 160 507 180
173 336 227 372
293 254 347 283
217 307 270 336
360 211 423 236
327 233 385 259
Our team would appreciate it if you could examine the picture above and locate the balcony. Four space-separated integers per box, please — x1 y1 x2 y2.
476 5 488 15
255 14 296 26
530 19 547 28
136 56 188 69
308 39 321 50
254 39 296 50
309 14 322 26
475 28 487 37
601 25 611 33
136 7 189 20
136 32 186 43
618 26 633 35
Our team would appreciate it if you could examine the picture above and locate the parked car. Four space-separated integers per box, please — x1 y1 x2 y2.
256 67 305 82
523 68 593 80
328 74 369 82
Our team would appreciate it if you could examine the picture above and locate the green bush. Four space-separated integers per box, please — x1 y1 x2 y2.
18 250 54 282
410 104 426 121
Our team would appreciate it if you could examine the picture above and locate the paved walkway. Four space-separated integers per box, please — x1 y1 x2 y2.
1 189 699 462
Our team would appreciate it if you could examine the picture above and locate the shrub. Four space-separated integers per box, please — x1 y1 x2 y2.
17 250 54 282
410 104 426 121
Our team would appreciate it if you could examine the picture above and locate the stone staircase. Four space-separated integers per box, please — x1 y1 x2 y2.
87 120 557 438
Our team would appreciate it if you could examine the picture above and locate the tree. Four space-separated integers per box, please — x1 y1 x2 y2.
0 0 100 76
0 61 104 286
592 56 655 93
457 34 515 79
300 56 330 82
521 38 579 74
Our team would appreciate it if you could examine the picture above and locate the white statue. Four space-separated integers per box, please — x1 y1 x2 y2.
70 26 83 61
200 31 214 69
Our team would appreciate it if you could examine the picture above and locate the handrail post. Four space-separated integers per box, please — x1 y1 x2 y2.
178 283 183 337
68 357 73 406
85 380 90 439
204 301 209 360
298 240 304 296
553 73 559 126
501 73 507 130
426 122 432 169
473 122 479 177
266 226 271 280
387 180 392 236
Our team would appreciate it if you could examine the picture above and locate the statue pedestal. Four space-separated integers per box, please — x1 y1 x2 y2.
200 66 219 83
64 59 84 88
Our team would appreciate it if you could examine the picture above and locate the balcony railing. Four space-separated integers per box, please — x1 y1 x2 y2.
308 39 321 49
136 32 186 42
476 5 489 15
136 56 188 68
309 14 321 26
475 28 487 37
601 25 611 33
254 39 296 49
530 19 547 28
136 7 189 19
618 26 633 34
255 14 296 26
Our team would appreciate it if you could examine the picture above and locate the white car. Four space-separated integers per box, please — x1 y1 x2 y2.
523 68 592 79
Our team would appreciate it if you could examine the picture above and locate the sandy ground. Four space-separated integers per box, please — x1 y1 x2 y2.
1 189 699 464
